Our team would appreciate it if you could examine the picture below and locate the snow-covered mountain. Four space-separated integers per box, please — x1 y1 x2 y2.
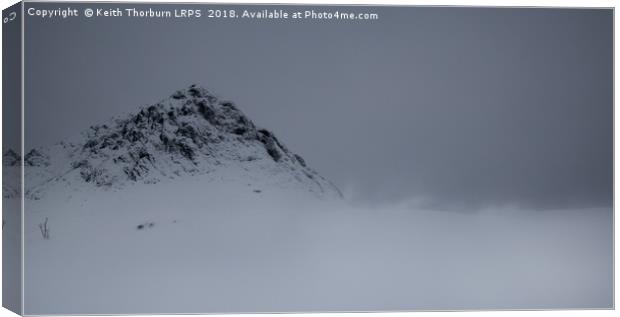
2 87 612 315
3 85 341 200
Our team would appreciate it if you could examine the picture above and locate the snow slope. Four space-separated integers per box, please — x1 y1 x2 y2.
22 187 612 313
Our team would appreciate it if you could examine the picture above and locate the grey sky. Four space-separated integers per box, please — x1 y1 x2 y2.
22 3 613 210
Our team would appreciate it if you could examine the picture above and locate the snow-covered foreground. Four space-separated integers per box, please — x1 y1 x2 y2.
20 175 612 314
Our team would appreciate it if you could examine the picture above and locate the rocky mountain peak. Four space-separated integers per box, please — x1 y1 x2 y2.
15 85 342 199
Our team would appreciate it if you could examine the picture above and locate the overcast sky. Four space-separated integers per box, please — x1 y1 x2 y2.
21 4 613 211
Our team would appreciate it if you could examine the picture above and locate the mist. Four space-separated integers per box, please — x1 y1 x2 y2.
22 181 613 313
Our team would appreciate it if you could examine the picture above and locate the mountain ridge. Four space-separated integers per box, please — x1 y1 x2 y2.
3 85 342 200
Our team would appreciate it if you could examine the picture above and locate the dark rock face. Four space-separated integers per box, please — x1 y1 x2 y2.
24 149 50 167
75 85 302 183
258 130 284 162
